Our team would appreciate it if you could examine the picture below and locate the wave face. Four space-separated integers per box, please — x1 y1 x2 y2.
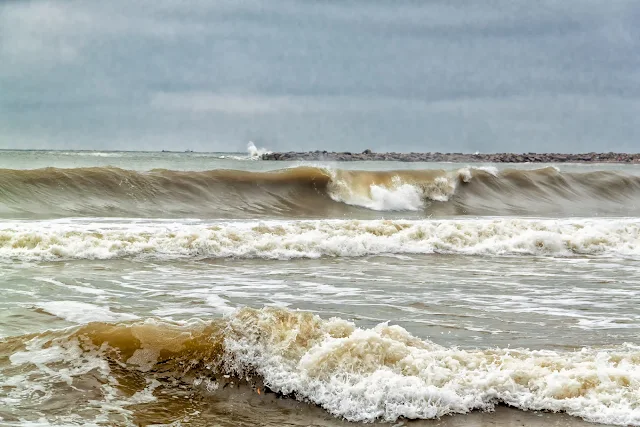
2 166 640 219
1 307 638 426
1 218 639 261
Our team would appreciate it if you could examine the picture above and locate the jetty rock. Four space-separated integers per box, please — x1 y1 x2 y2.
260 151 640 163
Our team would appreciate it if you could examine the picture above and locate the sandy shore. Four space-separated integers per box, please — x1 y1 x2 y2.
417 406 610 427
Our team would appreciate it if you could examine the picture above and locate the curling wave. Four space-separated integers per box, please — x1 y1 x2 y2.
1 218 639 261
1 307 638 426
1 166 640 219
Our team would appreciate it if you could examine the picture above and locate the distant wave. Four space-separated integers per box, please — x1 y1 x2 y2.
1 218 639 261
1 166 640 219
2 307 638 425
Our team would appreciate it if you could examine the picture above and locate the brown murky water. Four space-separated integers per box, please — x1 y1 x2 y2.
0 151 638 426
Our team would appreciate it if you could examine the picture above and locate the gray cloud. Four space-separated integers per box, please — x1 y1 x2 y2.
1 0 639 152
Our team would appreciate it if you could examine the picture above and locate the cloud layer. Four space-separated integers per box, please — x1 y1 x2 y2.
1 0 639 152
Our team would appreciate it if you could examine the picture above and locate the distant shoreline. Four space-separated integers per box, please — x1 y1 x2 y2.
261 150 640 163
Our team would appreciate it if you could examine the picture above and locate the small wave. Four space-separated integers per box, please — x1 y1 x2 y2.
1 218 639 261
56 151 126 157
1 307 638 425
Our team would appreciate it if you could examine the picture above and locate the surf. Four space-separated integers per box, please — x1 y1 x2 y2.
1 307 638 426
1 218 639 261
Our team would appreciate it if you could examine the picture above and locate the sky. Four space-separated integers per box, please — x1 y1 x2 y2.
1 0 639 153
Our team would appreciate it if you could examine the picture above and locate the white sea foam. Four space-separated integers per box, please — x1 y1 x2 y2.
222 308 640 425
475 165 499 176
327 168 479 210
456 167 473 183
346 181 424 211
57 151 125 158
37 301 139 323
1 218 640 261
328 174 459 210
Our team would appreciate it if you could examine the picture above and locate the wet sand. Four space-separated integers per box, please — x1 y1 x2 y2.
127 383 611 427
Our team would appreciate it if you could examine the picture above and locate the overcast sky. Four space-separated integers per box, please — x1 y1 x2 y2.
1 0 639 153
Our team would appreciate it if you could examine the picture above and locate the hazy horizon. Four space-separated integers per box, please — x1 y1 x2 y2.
2 146 640 155
1 1 639 153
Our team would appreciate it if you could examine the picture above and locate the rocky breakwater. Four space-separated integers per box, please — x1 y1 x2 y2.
261 150 640 163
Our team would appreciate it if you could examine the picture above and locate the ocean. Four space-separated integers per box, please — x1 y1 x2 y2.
0 149 638 426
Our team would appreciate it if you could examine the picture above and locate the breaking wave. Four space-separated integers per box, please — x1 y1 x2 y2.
1 307 638 426
1 166 640 219
246 141 271 158
1 218 639 261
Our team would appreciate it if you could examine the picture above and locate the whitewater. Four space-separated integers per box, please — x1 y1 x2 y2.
0 149 639 427
1 218 640 261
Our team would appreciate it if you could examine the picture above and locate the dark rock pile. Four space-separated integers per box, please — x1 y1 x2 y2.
261 150 640 163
